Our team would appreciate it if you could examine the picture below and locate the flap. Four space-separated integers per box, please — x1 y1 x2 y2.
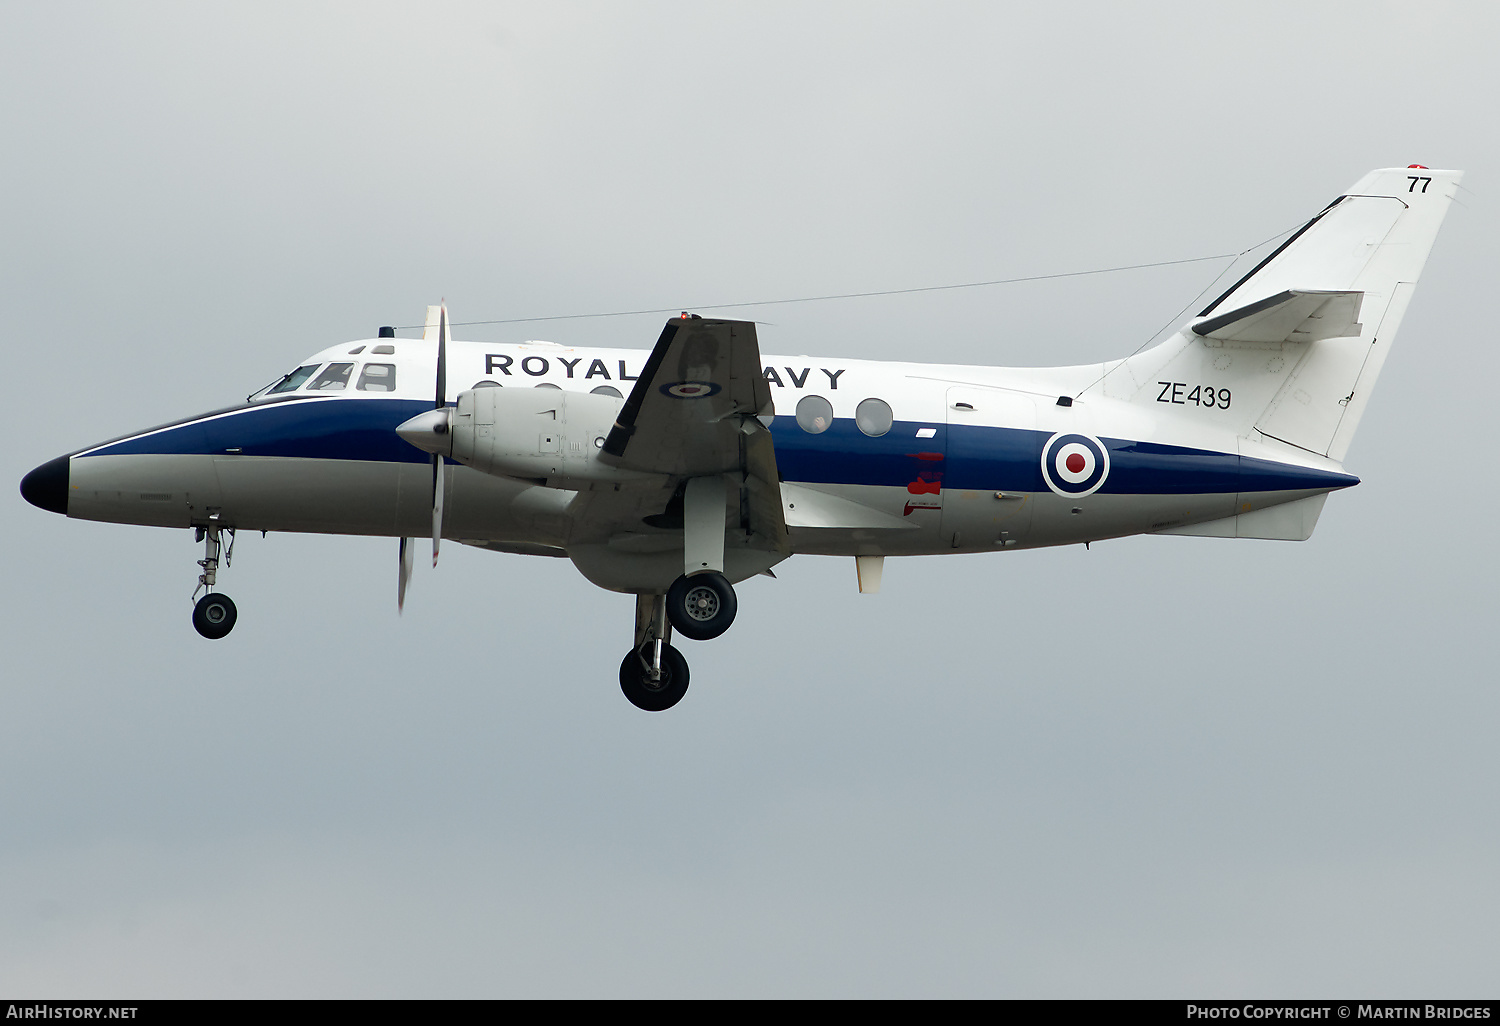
1191 289 1364 344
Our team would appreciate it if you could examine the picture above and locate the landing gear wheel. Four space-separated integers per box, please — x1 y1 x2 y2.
192 593 238 640
665 572 737 641
619 643 690 712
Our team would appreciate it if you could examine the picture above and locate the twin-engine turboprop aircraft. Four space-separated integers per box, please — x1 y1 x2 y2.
21 167 1460 710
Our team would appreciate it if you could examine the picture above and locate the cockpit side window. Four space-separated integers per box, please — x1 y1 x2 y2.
307 363 355 390
267 365 320 394
357 363 397 392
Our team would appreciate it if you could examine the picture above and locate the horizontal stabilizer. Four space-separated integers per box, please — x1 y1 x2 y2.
1191 290 1364 344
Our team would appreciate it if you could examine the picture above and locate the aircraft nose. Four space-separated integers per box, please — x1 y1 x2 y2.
20 455 70 515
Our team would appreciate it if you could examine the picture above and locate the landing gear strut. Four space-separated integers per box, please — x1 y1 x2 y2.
664 476 739 640
620 593 689 711
190 518 238 640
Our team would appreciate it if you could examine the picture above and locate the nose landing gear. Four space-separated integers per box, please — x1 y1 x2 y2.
190 518 238 640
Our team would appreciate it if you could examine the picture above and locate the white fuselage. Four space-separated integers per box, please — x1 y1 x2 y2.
51 334 1358 591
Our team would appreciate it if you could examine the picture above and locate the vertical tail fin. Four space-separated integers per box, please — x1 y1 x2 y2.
1099 167 1461 460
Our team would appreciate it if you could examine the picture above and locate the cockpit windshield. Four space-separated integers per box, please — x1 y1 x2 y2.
259 364 320 397
250 359 401 401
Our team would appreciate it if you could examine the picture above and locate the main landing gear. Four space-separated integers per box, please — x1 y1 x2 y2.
665 570 737 640
619 574 740 711
190 518 238 640
193 592 237 640
618 477 744 711
621 593 689 711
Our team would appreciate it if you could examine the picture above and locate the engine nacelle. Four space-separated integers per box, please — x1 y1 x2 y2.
449 386 659 489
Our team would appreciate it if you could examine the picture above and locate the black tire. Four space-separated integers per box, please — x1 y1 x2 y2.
192 593 238 640
665 572 737 641
619 643 690 712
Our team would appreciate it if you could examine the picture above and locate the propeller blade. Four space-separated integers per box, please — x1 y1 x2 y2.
435 301 448 410
432 456 444 568
432 299 449 568
398 537 414 612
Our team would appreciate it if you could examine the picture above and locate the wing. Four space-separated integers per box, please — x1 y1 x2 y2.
602 317 773 473
587 316 787 551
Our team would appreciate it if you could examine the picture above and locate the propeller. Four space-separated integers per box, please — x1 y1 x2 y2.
398 536 414 612
432 301 449 568
393 301 453 612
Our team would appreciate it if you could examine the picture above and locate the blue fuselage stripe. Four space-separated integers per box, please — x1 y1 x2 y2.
82 399 1360 496
769 420 1357 495
87 397 436 464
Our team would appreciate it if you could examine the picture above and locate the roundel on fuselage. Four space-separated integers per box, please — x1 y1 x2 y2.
1040 432 1110 497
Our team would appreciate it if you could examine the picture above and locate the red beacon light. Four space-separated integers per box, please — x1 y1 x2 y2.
1409 164 1429 169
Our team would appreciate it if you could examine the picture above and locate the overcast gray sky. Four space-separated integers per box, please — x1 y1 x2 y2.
3 1 1497 998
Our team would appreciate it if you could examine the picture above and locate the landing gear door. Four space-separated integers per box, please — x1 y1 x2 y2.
942 387 1037 550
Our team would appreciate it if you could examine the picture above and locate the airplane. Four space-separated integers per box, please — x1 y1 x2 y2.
20 166 1460 711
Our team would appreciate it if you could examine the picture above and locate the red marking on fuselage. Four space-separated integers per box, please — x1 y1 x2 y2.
906 452 944 461
903 500 940 516
907 479 941 495
1066 453 1087 474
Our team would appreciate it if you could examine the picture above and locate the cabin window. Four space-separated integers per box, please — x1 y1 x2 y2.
471 380 502 388
372 344 397 355
855 398 893 437
357 363 397 392
795 395 833 434
307 363 355 390
535 382 562 390
268 365 320 394
590 385 623 398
